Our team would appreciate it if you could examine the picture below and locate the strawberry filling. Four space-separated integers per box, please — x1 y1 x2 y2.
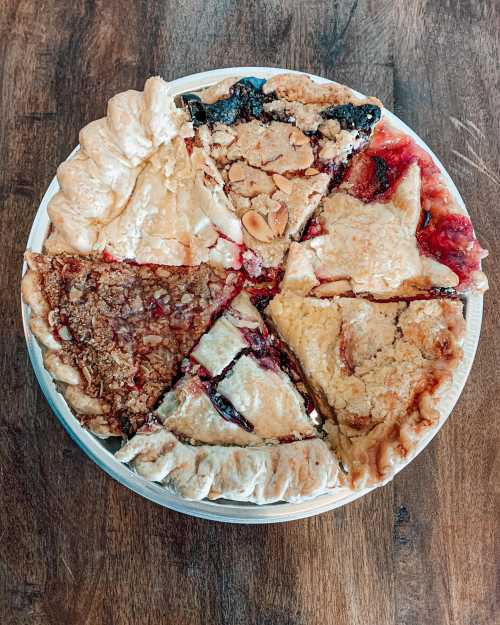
342 122 485 288
417 213 484 284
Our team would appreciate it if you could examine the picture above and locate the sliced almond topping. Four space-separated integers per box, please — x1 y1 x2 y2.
272 174 293 194
268 205 289 237
228 162 246 182
290 128 310 146
242 210 275 243
305 167 320 176
211 129 236 146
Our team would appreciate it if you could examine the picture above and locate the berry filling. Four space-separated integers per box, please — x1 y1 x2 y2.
321 102 381 134
184 304 318 438
417 213 484 283
341 121 485 288
343 122 441 203
182 77 268 127
302 217 326 240
204 384 255 432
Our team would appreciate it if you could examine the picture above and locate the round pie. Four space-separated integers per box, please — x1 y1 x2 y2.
22 73 488 505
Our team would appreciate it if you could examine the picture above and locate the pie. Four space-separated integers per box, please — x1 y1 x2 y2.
22 251 240 437
22 73 488 505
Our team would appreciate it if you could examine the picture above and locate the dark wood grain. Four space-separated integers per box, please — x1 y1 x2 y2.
1 1 499 624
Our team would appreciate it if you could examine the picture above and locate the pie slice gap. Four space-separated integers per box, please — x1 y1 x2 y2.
115 291 342 503
22 251 241 437
266 291 466 488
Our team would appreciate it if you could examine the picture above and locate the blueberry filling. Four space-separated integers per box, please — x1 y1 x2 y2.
321 102 381 133
182 77 269 127
183 77 381 157
205 386 255 432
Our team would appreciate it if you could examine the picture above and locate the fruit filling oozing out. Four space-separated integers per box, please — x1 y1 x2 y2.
172 291 317 443
339 122 486 288
183 77 380 136
182 79 382 265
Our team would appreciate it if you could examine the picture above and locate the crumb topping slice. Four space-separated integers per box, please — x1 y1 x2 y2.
22 252 240 437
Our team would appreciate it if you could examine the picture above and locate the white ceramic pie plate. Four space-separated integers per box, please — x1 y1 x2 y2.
21 67 484 523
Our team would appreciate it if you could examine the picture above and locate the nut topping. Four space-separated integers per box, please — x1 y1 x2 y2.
242 210 275 243
228 162 246 182
272 174 293 194
268 205 289 237
289 128 310 146
305 168 320 176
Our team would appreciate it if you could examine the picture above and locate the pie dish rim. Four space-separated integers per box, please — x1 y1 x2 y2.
20 66 484 524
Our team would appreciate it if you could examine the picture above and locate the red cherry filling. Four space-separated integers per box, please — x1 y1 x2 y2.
102 250 120 263
341 121 485 288
417 213 483 283
302 217 326 240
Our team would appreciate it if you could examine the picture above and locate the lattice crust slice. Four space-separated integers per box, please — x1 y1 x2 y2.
266 291 466 488
182 74 383 269
115 428 341 504
114 291 338 503
152 292 318 447
22 251 240 437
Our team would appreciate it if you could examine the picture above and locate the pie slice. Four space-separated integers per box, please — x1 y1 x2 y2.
115 291 340 503
155 291 317 444
282 161 483 298
266 291 466 488
44 76 243 269
296 119 487 296
182 74 383 271
22 251 240 437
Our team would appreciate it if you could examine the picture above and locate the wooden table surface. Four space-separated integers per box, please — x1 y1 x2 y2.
1 2 499 624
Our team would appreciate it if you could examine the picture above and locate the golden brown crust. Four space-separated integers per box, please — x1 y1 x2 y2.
115 428 341 503
267 292 465 488
263 73 383 107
